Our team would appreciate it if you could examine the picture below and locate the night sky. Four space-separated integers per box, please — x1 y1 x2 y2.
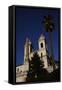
16 6 60 66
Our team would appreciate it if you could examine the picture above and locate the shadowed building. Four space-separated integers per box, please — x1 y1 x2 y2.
16 34 58 82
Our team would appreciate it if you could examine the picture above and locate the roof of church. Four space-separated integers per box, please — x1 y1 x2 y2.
38 34 45 42
25 37 31 45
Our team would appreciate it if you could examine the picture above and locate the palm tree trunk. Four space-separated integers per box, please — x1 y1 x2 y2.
49 31 55 69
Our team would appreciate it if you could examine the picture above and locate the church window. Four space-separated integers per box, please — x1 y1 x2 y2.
17 68 19 72
20 70 22 73
41 43 43 48
41 53 43 57
31 64 33 66
30 67 32 71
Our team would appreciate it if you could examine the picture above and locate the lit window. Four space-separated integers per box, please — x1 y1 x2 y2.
31 64 33 66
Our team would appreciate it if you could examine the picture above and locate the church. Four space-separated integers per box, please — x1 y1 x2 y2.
16 34 58 82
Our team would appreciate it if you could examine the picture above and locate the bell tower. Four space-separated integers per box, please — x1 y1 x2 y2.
38 34 46 50
38 34 48 68
24 38 32 64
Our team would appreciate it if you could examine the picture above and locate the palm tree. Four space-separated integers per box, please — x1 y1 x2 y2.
42 15 55 69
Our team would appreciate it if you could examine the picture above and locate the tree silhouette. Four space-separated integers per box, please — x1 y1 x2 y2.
26 52 48 82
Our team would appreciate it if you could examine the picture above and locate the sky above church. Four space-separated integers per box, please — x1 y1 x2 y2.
16 6 60 66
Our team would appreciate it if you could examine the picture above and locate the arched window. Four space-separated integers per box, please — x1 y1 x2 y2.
17 68 19 72
41 43 43 48
41 53 43 58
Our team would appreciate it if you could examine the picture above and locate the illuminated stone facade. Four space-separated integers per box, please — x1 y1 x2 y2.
16 34 56 82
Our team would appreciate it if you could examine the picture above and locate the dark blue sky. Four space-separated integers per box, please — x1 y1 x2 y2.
15 6 60 66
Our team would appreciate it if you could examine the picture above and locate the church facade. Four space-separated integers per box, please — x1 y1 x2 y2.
16 34 57 82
